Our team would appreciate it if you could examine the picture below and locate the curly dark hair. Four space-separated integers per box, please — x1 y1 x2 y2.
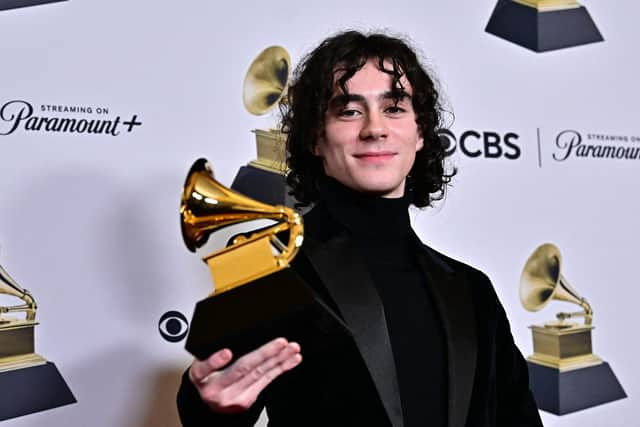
280 30 454 208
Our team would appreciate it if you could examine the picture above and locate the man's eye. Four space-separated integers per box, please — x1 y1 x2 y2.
338 109 360 117
385 106 406 114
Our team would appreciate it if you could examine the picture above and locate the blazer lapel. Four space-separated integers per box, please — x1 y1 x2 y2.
303 233 404 427
414 240 477 427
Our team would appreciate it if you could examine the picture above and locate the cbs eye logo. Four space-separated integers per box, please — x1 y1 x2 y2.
438 129 521 159
158 311 190 343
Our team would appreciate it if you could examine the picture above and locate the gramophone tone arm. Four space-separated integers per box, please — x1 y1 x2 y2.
230 207 303 267
556 300 593 325
0 289 37 321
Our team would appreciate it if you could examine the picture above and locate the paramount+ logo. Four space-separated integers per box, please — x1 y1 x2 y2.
0 100 142 137
551 130 640 162
438 129 521 160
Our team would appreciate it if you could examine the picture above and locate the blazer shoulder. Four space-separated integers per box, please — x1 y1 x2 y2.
419 242 502 307
420 243 491 283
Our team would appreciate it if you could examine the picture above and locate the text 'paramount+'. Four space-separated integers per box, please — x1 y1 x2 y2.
0 100 142 136
552 130 640 162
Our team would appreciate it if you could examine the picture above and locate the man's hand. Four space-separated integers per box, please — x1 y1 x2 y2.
189 338 302 414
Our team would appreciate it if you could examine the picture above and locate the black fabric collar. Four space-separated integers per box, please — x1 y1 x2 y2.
317 177 411 242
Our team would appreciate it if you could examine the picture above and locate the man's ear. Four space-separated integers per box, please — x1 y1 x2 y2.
312 139 323 157
416 134 424 152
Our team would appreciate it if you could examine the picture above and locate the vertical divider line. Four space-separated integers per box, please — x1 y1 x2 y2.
537 128 542 168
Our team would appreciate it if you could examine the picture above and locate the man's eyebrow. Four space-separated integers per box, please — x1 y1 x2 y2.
380 89 412 101
328 94 365 108
328 90 412 108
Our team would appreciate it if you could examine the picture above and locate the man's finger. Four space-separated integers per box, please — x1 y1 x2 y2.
226 342 301 393
234 353 303 404
216 337 289 387
190 348 233 384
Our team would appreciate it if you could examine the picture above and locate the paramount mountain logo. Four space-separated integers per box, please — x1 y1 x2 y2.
0 0 67 12
0 100 142 137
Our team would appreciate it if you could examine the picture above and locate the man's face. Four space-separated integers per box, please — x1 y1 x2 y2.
313 58 424 198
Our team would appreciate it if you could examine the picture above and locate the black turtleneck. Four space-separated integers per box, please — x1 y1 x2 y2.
317 178 447 427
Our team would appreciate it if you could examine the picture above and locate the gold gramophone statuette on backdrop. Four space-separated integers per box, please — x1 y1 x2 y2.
0 262 46 372
242 45 291 175
520 243 601 371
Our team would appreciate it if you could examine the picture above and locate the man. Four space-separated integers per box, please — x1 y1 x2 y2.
177 31 543 427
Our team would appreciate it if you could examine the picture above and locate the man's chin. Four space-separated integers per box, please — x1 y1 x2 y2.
353 183 404 198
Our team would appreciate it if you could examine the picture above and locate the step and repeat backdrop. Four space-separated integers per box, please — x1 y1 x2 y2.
0 0 637 426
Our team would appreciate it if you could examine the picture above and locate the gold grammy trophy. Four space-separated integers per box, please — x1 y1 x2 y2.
230 46 293 207
0 259 75 420
520 243 625 414
0 263 44 371
180 159 348 360
243 45 289 174
485 0 603 52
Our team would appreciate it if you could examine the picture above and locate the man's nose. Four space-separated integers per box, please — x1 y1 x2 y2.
359 110 388 141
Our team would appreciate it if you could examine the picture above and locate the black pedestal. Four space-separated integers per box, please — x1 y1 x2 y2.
231 165 297 207
0 362 76 421
485 1 603 52
528 361 626 414
0 0 67 12
186 267 351 361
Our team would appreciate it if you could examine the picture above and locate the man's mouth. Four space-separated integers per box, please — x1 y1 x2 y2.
353 151 396 161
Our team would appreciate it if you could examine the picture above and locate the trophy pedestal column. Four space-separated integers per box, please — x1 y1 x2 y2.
232 165 292 207
185 267 350 361
0 362 76 421
231 128 296 207
485 1 603 52
0 0 67 12
528 361 626 414
526 324 626 414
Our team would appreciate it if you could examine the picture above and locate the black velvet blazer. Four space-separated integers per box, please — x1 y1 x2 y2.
177 204 543 427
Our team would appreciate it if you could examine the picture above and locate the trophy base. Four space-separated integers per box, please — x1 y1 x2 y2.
529 323 600 371
0 0 67 12
527 361 626 414
186 267 351 361
0 319 37 359
485 1 603 52
0 361 76 421
0 353 47 373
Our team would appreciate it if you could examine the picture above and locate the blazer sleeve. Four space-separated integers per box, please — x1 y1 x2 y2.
176 369 265 427
493 299 544 427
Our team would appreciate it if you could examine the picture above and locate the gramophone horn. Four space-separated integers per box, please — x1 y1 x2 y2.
180 157 302 268
242 46 291 115
520 243 592 324
0 263 23 299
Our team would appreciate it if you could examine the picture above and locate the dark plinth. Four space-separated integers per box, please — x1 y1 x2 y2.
0 0 67 11
485 1 603 52
0 362 76 421
528 361 626 414
231 165 297 207
186 267 351 361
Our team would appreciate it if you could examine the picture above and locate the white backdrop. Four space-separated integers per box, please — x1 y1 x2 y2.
0 0 637 426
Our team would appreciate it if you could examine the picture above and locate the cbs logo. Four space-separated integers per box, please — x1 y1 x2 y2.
158 311 190 343
438 129 521 159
